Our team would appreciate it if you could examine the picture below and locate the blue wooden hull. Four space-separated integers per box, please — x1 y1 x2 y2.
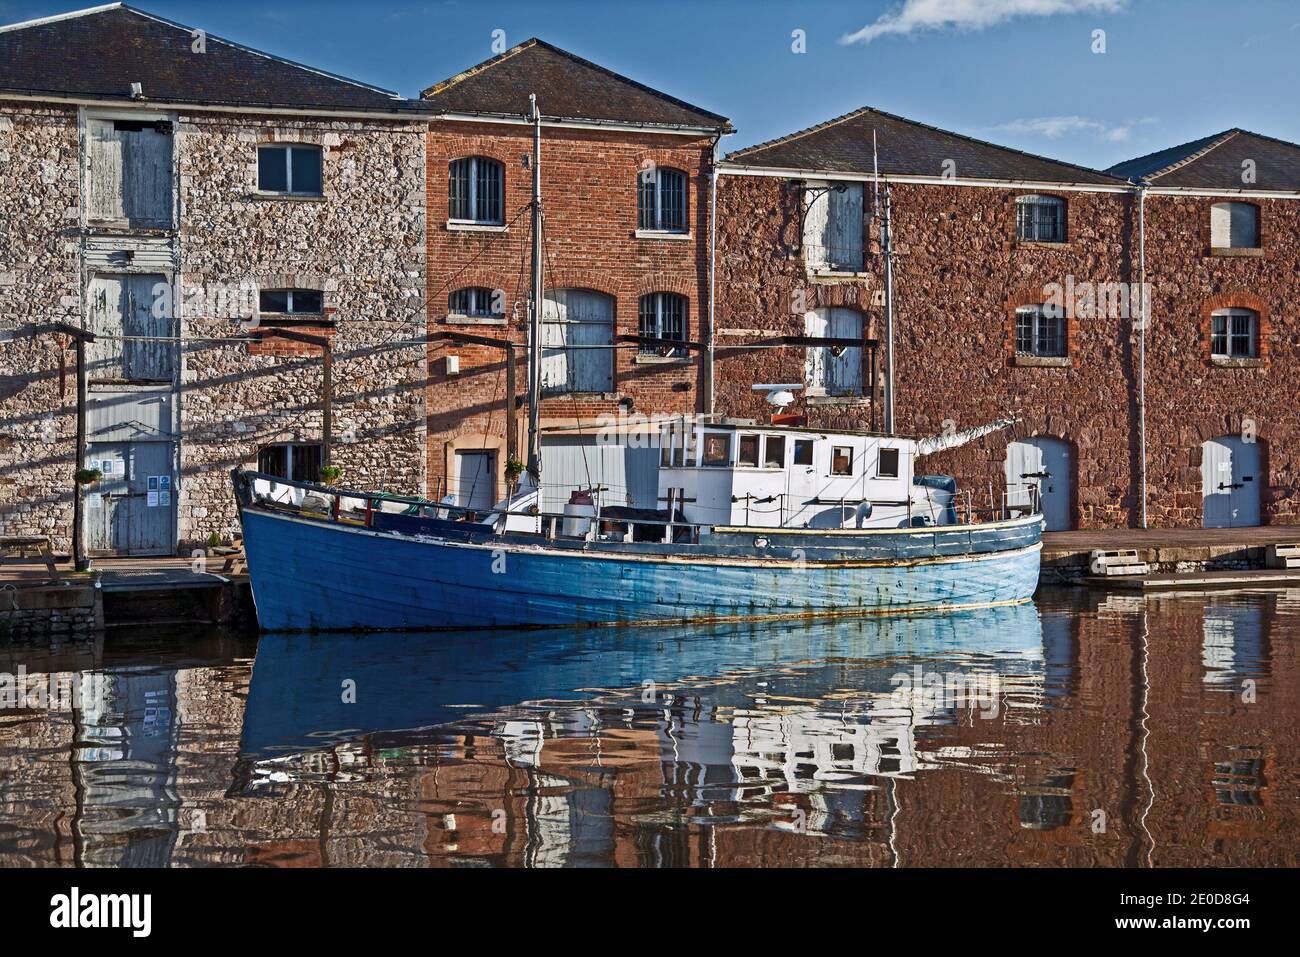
238 506 1042 632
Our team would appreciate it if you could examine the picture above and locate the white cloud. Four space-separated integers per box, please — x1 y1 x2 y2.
842 0 1124 45
986 115 1157 143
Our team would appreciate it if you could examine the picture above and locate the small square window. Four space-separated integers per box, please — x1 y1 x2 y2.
878 447 900 478
832 446 853 476
794 439 814 465
738 434 760 467
259 289 323 317
763 436 786 469
702 434 729 467
258 145 323 196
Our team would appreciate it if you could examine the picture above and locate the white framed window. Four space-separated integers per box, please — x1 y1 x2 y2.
1210 202 1259 249
449 287 500 318
257 443 322 482
258 289 325 325
258 145 323 196
449 156 504 224
1015 304 1066 357
804 307 863 396
638 292 687 356
1211 308 1257 358
804 182 864 272
1016 194 1066 243
637 167 687 232
763 435 786 469
877 447 900 478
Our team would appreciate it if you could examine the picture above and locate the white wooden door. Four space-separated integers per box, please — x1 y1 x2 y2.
85 441 176 555
541 289 614 395
1005 438 1072 530
803 308 862 396
455 450 495 510
1201 437 1261 528
87 273 174 382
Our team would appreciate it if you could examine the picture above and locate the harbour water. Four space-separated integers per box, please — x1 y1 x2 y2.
0 588 1296 868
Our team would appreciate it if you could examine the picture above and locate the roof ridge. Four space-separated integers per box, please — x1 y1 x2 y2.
0 2 122 34
420 36 730 128
1 3 402 100
727 104 1125 183
1144 129 1239 182
726 105 877 161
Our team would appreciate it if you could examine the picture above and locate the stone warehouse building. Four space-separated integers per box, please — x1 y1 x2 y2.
0 4 429 555
715 109 1300 530
419 39 731 512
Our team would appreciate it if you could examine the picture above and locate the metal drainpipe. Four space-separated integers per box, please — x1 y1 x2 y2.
707 135 720 417
1137 181 1149 529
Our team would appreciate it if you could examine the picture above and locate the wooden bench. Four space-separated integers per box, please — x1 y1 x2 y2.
0 536 61 580
211 537 245 575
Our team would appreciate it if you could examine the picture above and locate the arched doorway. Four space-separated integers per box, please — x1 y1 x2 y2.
1005 437 1072 531
1201 436 1261 528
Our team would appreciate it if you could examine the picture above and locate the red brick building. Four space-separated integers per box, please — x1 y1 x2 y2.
712 109 1300 530
419 40 730 510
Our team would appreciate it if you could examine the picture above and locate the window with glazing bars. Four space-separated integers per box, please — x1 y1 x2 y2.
638 293 687 355
1016 194 1066 243
449 157 504 224
637 167 687 231
1211 309 1257 358
449 287 499 317
1015 305 1066 357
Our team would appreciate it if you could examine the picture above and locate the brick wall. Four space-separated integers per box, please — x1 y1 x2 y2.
425 120 715 500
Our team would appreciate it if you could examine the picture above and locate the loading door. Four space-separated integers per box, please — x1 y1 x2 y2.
85 441 176 556
1202 437 1261 528
1005 437 1073 531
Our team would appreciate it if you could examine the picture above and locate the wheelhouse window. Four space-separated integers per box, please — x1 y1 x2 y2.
877 447 900 478
1015 305 1066 358
638 292 687 356
763 435 786 469
1016 194 1066 243
449 156 504 224
793 439 814 466
804 307 863 396
702 433 730 467
738 434 760 467
1211 308 1257 358
804 182 864 272
258 145 323 196
1210 202 1259 249
259 289 324 325
637 167 687 232
831 446 853 476
257 443 322 482
449 287 500 318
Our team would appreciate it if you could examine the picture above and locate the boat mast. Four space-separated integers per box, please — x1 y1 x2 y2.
527 94 544 480
873 129 895 435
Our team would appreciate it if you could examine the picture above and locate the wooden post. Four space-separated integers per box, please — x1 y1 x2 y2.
321 343 333 467
72 335 88 571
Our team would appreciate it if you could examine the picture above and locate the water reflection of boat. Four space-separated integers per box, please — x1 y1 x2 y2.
240 603 1047 758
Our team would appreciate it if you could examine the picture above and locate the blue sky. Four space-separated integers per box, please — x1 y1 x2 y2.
4 0 1299 169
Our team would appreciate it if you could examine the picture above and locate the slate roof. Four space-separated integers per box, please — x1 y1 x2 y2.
1107 129 1300 191
420 38 731 131
0 3 417 113
724 105 1124 186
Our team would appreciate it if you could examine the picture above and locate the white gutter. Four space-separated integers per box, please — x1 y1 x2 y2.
0 91 424 123
718 163 1129 193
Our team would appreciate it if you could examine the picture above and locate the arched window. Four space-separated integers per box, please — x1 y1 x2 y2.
637 167 687 232
804 307 863 396
1210 202 1259 249
638 293 687 356
448 287 500 318
1015 304 1066 357
1210 307 1258 358
449 156 504 224
1016 194 1066 243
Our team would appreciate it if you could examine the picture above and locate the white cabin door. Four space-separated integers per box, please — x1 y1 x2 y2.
455 450 495 510
1201 437 1261 528
1005 438 1072 531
